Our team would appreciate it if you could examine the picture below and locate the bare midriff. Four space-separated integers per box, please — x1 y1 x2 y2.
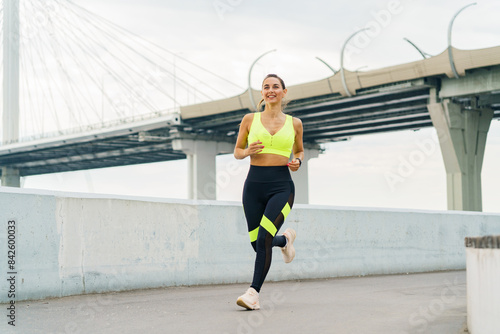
250 153 289 166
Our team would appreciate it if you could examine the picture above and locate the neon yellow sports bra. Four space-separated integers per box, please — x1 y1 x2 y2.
247 113 295 158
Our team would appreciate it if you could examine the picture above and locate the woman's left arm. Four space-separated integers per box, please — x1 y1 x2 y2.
288 117 304 172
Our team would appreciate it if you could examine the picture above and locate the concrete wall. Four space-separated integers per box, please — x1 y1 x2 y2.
1 188 500 303
466 245 500 334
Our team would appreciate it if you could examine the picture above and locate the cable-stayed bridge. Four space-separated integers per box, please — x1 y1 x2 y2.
0 0 243 142
0 1 499 211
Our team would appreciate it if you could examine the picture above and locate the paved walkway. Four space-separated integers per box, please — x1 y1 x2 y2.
2 270 467 334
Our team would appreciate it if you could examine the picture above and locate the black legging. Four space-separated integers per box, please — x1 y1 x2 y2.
242 165 295 293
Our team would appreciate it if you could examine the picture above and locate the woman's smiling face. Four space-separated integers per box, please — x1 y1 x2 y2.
261 77 287 104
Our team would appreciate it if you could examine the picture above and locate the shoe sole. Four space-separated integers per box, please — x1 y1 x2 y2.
283 228 296 263
286 228 296 243
284 243 295 263
236 297 259 310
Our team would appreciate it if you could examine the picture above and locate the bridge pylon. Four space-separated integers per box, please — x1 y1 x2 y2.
291 148 320 204
172 134 234 200
1 0 21 187
428 100 494 211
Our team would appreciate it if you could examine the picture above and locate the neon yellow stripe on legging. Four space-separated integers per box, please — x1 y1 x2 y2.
249 226 259 242
260 215 277 236
282 202 291 219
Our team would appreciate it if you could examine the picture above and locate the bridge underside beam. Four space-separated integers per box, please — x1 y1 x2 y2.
0 141 186 177
428 100 494 211
440 67 500 100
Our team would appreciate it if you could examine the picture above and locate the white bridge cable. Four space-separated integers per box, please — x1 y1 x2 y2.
19 1 42 136
54 23 163 118
56 12 172 112
67 0 244 92
69 0 223 111
20 0 66 135
29 31 77 134
17 0 81 137
24 0 84 134
37 1 102 122
64 0 238 98
18 2 42 136
32 0 149 123
42 5 157 121
44 10 95 128
19 54 39 136
48 29 126 122
48 13 138 114
59 0 206 99
20 0 156 136
4 0 249 141
60 1 216 103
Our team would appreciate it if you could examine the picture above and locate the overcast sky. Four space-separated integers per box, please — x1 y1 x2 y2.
22 0 500 212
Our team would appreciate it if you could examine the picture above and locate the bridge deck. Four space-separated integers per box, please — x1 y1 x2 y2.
1 47 499 177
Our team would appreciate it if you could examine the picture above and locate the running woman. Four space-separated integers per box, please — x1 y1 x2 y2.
233 73 304 310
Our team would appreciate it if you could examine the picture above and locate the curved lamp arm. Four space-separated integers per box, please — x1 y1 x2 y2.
340 28 369 97
448 2 477 78
403 38 432 59
315 56 338 93
248 49 277 111
315 57 338 75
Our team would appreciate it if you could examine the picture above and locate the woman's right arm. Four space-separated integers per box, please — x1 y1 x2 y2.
234 114 263 160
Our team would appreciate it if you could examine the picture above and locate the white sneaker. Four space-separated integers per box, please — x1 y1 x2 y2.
236 288 260 310
281 228 296 263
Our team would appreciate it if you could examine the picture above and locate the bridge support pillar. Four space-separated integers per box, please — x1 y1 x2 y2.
427 100 493 211
291 148 320 204
172 139 233 200
1 167 21 187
